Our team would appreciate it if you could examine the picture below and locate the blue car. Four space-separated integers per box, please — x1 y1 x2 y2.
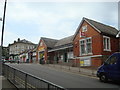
97 52 120 82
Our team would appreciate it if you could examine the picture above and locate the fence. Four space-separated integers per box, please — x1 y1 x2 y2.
2 63 67 90
46 60 97 77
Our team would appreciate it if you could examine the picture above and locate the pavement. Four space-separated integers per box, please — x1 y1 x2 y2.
0 75 17 90
43 64 97 77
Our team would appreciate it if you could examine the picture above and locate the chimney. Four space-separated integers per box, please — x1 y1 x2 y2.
14 40 16 43
18 38 20 42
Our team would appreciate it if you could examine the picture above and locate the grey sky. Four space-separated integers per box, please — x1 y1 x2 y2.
0 0 119 46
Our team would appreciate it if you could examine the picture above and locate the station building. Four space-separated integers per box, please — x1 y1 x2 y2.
36 17 119 67
73 17 119 67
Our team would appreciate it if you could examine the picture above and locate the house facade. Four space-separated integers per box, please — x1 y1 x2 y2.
9 38 36 60
28 48 36 63
73 18 119 67
19 50 29 63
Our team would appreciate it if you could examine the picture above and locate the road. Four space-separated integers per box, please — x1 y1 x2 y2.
6 63 120 89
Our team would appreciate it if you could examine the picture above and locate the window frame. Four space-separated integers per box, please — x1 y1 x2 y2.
82 25 87 32
86 38 92 54
80 37 92 56
103 36 111 51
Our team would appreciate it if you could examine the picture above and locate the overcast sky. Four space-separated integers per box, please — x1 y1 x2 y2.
0 0 119 46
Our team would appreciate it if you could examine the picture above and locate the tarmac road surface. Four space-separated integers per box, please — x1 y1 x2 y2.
6 63 120 89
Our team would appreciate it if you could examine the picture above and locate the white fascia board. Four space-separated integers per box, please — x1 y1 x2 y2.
75 55 103 59
116 30 120 38
48 46 73 52
84 19 101 33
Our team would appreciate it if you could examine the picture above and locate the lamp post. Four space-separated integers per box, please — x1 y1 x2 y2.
0 0 7 75
0 18 2 21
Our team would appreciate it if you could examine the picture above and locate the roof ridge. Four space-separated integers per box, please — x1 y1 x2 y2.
41 37 58 41
58 35 74 40
84 17 118 31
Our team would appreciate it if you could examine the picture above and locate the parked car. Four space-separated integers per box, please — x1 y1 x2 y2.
97 52 120 82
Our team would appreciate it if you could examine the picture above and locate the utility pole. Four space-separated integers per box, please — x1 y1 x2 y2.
118 1 120 52
0 0 7 75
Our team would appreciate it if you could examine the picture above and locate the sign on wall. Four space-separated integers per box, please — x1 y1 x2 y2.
80 57 91 66
38 47 45 51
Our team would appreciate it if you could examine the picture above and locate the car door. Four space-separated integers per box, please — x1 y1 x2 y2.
105 54 118 80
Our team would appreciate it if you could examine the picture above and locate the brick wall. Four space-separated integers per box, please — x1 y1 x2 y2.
73 20 119 67
36 40 47 63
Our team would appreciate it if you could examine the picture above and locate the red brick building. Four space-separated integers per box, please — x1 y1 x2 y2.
73 17 119 67
36 17 119 67
36 37 58 63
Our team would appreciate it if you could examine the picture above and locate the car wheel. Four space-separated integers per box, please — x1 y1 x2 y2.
99 74 108 83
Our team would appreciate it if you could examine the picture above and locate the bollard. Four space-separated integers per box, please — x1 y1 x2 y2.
68 63 70 70
48 84 50 90
79 64 81 72
25 74 27 89
7 65 9 79
13 69 15 81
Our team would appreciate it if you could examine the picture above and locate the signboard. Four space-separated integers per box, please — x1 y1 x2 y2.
80 31 86 37
84 59 91 66
38 47 45 51
80 58 91 66
80 60 84 66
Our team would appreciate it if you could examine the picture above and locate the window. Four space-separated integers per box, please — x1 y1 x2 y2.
106 56 117 65
80 25 87 37
82 25 87 32
80 38 92 55
40 42 43 46
80 40 86 55
103 36 111 51
86 38 92 54
67 52 73 59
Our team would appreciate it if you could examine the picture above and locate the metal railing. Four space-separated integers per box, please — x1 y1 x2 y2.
46 59 97 77
2 63 67 90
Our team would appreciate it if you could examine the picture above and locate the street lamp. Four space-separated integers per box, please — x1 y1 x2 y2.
1 0 7 47
0 0 7 75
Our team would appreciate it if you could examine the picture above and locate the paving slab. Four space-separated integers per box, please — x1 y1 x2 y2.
0 75 17 90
